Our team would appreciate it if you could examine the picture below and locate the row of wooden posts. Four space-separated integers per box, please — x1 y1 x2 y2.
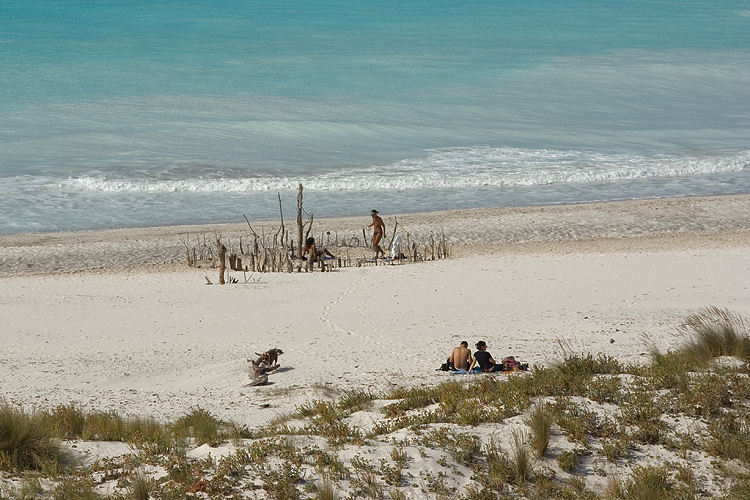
177 184 451 283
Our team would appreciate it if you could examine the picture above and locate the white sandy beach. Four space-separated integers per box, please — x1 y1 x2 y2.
1 194 749 423
1 194 749 496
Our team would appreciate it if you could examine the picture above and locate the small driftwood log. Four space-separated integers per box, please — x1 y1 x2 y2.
246 373 268 387
246 357 281 386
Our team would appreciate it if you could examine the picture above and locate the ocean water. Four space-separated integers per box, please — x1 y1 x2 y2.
1 0 749 235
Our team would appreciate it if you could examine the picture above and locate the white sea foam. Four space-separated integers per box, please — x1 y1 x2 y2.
71 147 749 193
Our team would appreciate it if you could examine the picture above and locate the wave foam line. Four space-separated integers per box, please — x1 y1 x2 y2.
68 147 749 193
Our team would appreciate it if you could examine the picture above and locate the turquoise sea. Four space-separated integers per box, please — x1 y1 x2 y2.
1 1 749 234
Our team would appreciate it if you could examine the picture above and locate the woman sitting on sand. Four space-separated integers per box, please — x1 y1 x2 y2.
469 341 504 372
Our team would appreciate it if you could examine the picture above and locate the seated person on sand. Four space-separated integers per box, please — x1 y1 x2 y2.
302 237 335 262
468 340 504 372
447 340 472 371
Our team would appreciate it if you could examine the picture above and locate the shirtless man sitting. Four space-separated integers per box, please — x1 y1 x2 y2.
447 341 472 371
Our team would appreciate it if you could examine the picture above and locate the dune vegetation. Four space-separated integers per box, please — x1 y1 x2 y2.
1 307 749 499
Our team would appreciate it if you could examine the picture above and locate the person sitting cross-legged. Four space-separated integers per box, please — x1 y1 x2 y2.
469 341 504 372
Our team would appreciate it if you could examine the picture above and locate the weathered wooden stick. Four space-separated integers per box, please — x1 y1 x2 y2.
217 239 226 285
304 213 314 242
296 184 304 259
387 218 398 251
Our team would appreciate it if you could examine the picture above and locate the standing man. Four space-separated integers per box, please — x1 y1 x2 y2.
368 209 386 258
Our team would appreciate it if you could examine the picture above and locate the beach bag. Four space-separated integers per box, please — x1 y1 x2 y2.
439 362 451 371
502 356 521 369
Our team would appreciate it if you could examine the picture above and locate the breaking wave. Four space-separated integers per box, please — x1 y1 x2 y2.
70 147 749 193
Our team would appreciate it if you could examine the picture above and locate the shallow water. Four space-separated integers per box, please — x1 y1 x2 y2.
1 0 749 234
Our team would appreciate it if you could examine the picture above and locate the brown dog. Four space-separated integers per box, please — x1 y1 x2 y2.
255 348 283 366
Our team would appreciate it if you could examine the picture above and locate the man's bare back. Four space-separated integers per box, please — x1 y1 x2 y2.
448 343 472 370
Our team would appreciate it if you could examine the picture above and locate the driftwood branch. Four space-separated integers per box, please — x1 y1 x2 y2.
277 192 285 233
243 214 258 237
296 184 303 259
303 213 314 243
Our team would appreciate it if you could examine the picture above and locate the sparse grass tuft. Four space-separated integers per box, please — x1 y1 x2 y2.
6 478 44 500
525 399 553 457
127 469 152 500
51 475 105 499
509 430 534 486
676 306 750 367
174 407 222 446
315 478 339 500
621 465 672 500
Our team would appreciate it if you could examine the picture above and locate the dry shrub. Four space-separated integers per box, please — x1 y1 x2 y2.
46 404 86 439
0 402 66 472
262 462 303 500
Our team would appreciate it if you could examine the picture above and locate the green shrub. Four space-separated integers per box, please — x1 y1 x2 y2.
551 351 624 377
557 450 577 472
600 436 632 462
587 375 623 404
705 413 750 462
337 390 376 412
